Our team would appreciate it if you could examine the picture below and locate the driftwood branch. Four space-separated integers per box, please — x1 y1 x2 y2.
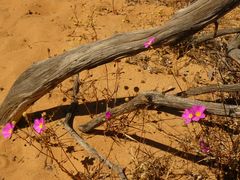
177 83 240 97
64 75 127 179
192 27 240 44
0 0 239 125
227 33 240 65
79 91 240 133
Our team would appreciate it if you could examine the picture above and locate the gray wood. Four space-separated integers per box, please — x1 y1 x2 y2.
178 83 240 96
192 27 240 44
64 75 126 179
0 0 239 125
228 34 240 65
79 91 240 133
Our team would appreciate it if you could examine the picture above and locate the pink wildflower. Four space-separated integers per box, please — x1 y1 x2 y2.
182 108 194 125
105 111 111 120
182 105 206 124
2 122 15 139
33 118 46 134
191 105 206 121
199 139 210 154
144 37 155 48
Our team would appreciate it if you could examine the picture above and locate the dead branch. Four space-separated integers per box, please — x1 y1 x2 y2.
64 75 127 179
227 33 240 65
0 0 239 125
192 27 240 44
79 91 240 133
177 83 240 97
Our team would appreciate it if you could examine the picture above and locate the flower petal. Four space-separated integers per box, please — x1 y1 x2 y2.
199 139 210 153
33 118 46 134
1 122 15 139
105 111 111 120
192 116 200 121
144 37 155 48
184 118 192 125
182 108 194 124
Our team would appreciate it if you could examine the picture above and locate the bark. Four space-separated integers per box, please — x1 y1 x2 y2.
192 27 240 44
0 0 239 125
79 91 240 133
227 33 240 65
177 83 240 97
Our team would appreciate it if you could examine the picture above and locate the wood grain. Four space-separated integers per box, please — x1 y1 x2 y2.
178 83 240 96
0 0 239 125
79 91 240 133
228 34 240 65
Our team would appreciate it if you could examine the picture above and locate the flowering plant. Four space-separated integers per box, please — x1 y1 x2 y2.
182 105 206 124
199 138 210 153
33 117 46 134
144 37 155 48
105 111 111 120
2 122 15 139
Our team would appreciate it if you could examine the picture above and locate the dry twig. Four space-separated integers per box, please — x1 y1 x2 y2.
64 74 127 180
0 0 239 125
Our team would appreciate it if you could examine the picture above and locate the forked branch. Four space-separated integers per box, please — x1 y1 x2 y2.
0 0 239 125
79 91 240 133
64 75 127 179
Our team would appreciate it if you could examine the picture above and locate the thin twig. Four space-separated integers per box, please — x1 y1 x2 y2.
1 0 240 125
64 74 127 180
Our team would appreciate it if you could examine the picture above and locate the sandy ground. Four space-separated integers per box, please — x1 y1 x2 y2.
0 0 239 179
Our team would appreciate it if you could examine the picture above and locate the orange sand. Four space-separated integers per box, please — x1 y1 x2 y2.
0 0 239 179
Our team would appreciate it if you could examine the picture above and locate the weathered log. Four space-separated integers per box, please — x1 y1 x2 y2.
0 0 239 125
79 91 240 133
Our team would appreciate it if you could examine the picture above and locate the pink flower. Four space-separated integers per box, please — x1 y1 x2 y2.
182 105 206 124
191 105 206 121
144 37 155 48
105 111 111 120
182 108 194 125
2 122 15 139
199 139 210 154
33 118 46 134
